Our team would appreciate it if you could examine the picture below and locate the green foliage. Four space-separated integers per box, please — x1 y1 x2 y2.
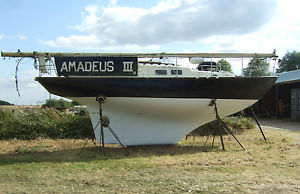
189 117 254 137
71 100 80 106
217 59 232 73
42 99 72 110
0 100 13 105
0 108 93 140
0 107 253 141
277 51 300 73
243 58 271 76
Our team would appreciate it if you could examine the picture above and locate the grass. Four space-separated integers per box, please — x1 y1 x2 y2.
0 127 299 193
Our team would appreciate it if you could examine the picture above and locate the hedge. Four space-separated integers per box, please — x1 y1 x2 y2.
189 116 254 137
0 108 93 140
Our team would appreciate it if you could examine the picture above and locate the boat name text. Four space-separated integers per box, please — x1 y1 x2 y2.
54 57 138 76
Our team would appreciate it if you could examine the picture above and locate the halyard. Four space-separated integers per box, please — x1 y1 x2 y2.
0 127 299 193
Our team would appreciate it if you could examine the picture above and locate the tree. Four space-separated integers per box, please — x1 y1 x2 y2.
243 58 271 76
42 99 72 110
217 59 232 73
0 100 13 105
277 51 300 73
71 100 80 106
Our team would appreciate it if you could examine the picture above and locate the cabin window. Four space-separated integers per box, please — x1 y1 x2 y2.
171 70 182 75
155 70 167 75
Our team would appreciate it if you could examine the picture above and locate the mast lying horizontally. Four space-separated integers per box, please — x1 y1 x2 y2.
1 51 277 58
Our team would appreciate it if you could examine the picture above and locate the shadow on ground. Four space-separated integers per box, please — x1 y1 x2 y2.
0 143 220 165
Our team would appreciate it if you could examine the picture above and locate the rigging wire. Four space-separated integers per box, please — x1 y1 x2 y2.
15 57 24 97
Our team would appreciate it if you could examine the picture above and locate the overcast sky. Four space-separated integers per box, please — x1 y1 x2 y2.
1 0 300 105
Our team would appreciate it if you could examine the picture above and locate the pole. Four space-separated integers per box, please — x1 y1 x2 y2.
1 51 278 59
204 136 209 146
218 116 245 151
214 102 245 151
250 107 267 140
220 135 225 151
216 111 225 151
96 96 106 152
99 99 105 151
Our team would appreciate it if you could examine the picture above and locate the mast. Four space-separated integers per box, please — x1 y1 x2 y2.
1 51 277 59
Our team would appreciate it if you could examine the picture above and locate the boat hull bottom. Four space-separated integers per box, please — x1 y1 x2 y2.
70 97 257 146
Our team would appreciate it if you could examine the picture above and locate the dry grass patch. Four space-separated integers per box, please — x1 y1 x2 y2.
0 127 299 193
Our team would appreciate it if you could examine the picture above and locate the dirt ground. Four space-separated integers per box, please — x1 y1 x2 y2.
259 118 300 132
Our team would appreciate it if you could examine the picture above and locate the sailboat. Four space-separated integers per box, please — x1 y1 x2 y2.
1 51 277 145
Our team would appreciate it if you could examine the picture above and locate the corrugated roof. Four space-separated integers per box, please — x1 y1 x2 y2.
275 69 300 85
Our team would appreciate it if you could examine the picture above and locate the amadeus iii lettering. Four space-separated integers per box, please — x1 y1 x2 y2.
60 61 115 72
54 57 138 76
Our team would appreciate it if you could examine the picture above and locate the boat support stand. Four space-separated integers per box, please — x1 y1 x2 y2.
210 99 245 151
250 107 267 141
80 95 128 155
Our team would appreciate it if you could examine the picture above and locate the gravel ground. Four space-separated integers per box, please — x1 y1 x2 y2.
259 119 300 132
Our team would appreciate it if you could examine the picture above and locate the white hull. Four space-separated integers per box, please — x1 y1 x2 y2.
70 97 256 146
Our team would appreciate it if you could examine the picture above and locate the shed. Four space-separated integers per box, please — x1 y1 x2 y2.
256 69 300 119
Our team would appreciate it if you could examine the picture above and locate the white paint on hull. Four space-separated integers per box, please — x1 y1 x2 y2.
70 97 257 146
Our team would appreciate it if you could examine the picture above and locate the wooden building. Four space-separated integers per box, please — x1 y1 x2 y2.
256 69 300 119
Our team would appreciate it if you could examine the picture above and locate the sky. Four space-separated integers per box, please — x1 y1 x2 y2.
1 0 300 105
